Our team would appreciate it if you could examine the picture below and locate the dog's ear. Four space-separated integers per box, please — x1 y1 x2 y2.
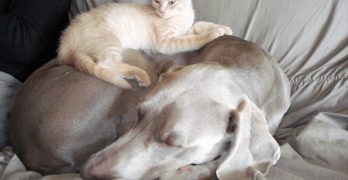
226 100 246 134
159 66 184 81
216 100 280 179
166 66 185 74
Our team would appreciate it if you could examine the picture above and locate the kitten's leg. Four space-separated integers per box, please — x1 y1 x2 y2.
111 62 151 87
94 42 151 88
187 21 233 35
155 29 225 54
71 52 132 89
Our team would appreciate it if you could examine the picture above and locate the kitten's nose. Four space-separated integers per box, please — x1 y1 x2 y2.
160 10 166 15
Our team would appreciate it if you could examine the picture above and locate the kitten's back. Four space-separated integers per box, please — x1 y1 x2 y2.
57 1 195 88
57 4 159 88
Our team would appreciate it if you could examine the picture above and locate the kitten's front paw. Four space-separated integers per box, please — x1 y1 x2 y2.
220 25 233 35
136 73 151 87
209 28 225 40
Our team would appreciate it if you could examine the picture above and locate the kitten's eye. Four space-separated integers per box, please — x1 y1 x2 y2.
168 0 176 5
154 0 160 4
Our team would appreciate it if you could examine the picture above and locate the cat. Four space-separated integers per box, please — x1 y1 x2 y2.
58 0 232 89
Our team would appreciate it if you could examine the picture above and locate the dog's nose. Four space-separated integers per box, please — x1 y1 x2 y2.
81 153 114 180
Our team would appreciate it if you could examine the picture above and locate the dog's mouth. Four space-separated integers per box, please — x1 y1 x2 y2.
151 154 224 179
149 164 195 180
176 155 223 173
177 165 192 173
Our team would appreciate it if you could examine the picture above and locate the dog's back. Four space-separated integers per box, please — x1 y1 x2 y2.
10 50 158 174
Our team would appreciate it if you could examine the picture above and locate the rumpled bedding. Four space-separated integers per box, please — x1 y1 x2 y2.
1 0 347 179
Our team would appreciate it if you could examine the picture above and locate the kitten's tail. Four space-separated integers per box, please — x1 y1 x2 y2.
61 53 132 89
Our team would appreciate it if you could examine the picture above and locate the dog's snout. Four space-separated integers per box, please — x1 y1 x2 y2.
81 153 114 180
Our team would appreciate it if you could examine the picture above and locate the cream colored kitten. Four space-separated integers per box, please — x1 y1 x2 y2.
58 0 232 89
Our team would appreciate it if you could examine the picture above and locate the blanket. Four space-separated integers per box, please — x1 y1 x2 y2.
1 0 347 179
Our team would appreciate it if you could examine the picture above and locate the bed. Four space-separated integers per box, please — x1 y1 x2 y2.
1 0 347 179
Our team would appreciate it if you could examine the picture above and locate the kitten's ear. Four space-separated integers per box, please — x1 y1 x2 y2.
159 66 184 81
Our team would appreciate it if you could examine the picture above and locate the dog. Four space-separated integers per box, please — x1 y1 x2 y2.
82 36 291 179
9 49 163 174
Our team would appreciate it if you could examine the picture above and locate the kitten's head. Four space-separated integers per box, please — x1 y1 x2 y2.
151 0 192 19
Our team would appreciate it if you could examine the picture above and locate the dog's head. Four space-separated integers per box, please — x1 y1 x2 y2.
82 64 280 179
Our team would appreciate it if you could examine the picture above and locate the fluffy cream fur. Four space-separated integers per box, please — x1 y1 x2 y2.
58 0 232 88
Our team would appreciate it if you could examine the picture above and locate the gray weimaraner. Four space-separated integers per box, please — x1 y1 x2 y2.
10 36 290 179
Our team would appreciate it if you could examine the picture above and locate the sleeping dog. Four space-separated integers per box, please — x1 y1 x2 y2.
82 36 291 179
